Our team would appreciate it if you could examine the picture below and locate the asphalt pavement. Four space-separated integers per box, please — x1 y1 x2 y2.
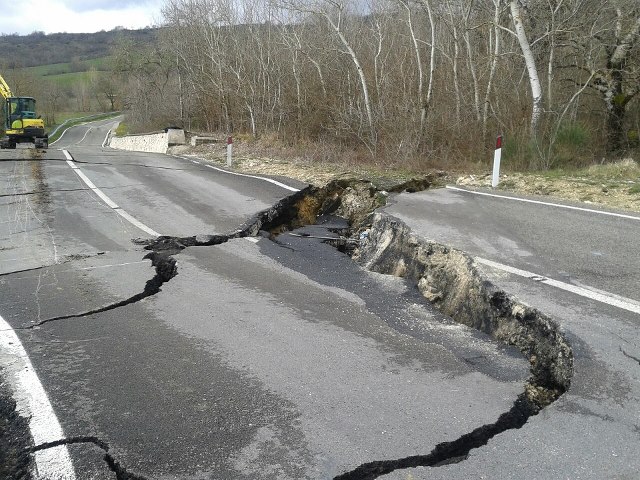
1 120 532 479
380 187 640 479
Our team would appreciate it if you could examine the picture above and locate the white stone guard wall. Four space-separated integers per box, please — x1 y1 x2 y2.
109 132 169 154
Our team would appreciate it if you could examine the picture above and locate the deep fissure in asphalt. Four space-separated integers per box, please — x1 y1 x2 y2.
3 175 574 479
248 179 573 479
141 177 573 479
19 252 178 330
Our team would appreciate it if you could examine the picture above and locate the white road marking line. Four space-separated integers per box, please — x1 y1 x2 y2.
475 257 640 315
77 126 93 145
113 209 160 236
49 127 68 146
63 150 161 237
202 164 301 192
79 261 148 270
445 185 640 221
0 314 77 479
168 153 300 192
101 128 112 148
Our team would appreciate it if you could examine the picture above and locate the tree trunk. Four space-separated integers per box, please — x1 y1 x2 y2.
604 70 626 152
510 0 543 137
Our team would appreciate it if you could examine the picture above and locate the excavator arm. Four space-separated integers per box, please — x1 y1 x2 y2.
0 75 12 99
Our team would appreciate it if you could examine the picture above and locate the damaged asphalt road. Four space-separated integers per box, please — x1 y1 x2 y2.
0 120 637 479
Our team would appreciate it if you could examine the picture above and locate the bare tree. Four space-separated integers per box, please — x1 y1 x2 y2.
509 0 544 137
589 6 640 151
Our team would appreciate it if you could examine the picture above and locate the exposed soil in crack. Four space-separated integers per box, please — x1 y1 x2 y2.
330 223 574 477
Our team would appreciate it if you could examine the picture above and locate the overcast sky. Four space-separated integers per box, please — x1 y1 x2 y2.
0 0 165 35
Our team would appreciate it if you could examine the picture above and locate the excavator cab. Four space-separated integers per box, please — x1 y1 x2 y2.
1 96 48 149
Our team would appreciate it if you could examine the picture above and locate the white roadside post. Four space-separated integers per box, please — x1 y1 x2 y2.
226 136 233 167
492 134 503 188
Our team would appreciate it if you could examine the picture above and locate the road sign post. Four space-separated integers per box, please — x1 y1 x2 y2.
226 136 233 167
492 135 503 188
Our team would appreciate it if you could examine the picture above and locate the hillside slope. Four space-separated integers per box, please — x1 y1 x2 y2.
0 28 157 67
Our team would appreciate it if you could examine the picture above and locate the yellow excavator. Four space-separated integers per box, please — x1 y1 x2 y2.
0 75 48 149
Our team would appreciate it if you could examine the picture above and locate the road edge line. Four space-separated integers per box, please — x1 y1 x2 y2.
446 185 640 221
168 154 301 193
475 257 640 315
0 313 77 479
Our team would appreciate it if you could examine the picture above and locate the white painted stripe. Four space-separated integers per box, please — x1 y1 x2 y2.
77 126 93 145
0 314 77 479
202 164 301 192
79 260 148 271
49 127 69 146
475 257 640 315
101 128 112 148
63 150 161 237
446 186 640 221
114 208 161 237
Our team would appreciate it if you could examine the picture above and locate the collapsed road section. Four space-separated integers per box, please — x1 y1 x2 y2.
334 213 573 479
139 176 574 478
1 173 573 479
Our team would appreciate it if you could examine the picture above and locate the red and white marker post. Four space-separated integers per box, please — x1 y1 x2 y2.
226 135 233 167
491 134 503 188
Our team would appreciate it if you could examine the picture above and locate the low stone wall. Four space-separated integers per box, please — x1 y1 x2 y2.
108 129 186 154
109 132 169 154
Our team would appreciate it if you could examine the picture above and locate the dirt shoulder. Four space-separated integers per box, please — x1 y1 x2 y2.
169 142 640 214
455 159 640 213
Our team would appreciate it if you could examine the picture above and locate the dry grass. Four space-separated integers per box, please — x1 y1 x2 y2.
457 159 640 212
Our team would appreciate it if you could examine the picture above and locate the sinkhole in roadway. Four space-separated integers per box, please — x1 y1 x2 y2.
141 175 573 479
0 174 573 480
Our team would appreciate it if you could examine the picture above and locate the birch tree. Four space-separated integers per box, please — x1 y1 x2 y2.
281 0 377 147
510 0 544 137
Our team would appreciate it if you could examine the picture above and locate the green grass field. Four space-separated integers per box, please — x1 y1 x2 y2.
24 57 112 77
24 57 111 88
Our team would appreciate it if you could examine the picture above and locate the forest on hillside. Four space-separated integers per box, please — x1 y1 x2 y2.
0 29 157 67
0 29 157 125
113 0 640 170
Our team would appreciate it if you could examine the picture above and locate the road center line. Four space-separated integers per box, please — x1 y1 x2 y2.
0 313 77 479
77 126 93 145
62 150 161 237
475 257 640 315
446 185 640 221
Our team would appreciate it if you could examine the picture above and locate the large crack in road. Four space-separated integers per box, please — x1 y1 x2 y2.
2 174 574 479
